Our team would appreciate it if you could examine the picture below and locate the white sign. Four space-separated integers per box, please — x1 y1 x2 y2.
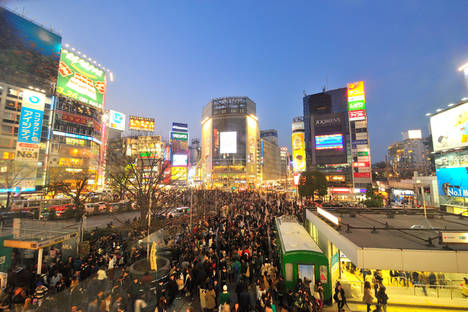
220 131 237 154
441 232 468 244
172 154 187 166
109 110 126 131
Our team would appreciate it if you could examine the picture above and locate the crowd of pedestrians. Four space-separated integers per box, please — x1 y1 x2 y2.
0 190 324 312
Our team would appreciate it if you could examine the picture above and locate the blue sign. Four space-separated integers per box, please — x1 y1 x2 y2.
18 106 44 144
315 134 344 150
436 167 468 198
353 139 368 145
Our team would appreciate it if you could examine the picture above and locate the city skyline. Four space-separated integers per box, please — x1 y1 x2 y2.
4 0 468 161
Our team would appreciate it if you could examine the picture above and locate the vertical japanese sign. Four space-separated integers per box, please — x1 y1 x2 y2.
15 90 45 161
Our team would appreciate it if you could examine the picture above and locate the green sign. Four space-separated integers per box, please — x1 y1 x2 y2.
56 49 106 108
171 131 188 141
357 151 368 156
348 100 366 111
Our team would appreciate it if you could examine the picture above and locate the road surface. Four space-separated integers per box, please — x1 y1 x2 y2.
83 211 139 229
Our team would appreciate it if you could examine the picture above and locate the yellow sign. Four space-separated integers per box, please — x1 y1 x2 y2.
150 242 157 271
292 132 306 172
171 166 187 180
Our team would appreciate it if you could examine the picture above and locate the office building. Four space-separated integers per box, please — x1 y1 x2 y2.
201 96 260 186
260 129 281 183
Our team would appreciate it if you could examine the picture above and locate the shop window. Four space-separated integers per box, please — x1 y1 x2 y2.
285 263 293 282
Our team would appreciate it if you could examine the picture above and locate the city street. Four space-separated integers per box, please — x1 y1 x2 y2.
83 210 139 230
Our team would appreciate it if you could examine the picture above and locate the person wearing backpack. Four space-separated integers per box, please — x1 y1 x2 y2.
333 282 346 312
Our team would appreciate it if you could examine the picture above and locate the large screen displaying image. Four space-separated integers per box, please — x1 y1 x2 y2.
129 116 155 131
57 49 106 107
0 8 62 91
315 134 344 150
220 131 237 154
430 103 468 152
172 154 188 166
436 167 468 198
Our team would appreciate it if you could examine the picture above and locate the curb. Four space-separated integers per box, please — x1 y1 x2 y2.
347 299 468 311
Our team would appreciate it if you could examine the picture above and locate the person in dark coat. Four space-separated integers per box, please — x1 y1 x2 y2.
238 289 251 312
333 282 346 312
167 274 178 307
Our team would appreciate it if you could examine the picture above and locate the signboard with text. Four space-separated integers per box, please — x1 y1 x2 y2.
57 49 106 107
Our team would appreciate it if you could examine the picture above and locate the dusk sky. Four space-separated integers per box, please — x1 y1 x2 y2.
5 0 468 161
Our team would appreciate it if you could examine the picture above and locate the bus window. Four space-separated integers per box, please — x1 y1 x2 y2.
298 264 315 286
285 263 293 282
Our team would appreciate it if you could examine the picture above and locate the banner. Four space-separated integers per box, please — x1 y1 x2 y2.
292 132 306 172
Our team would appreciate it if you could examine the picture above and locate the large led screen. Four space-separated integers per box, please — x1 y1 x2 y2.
430 103 468 152
220 131 237 154
292 132 306 172
172 154 188 166
0 8 62 90
57 49 106 107
436 167 468 198
315 134 344 150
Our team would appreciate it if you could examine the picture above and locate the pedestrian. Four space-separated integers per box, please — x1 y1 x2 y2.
376 283 388 312
333 282 346 312
362 281 374 312
204 284 216 312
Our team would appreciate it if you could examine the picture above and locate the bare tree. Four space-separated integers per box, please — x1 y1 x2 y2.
46 167 92 216
0 159 35 209
107 148 170 222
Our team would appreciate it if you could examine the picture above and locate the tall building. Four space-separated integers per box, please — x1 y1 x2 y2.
0 8 62 205
386 129 433 179
279 146 291 185
429 100 468 214
260 129 281 183
302 82 372 197
201 97 259 186
189 138 201 167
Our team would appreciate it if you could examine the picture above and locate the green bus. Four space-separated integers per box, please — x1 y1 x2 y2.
275 216 332 302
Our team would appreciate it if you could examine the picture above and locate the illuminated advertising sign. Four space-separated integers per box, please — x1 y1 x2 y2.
220 131 237 154
108 110 126 131
293 173 300 186
172 154 188 167
326 175 346 182
171 166 187 180
292 132 306 172
353 162 370 168
0 8 62 91
171 122 188 132
315 134 344 150
407 129 422 139
353 172 371 178
15 90 46 161
436 167 468 198
347 81 366 111
348 110 366 121
129 116 155 131
330 187 352 194
171 132 188 141
53 130 101 144
57 49 106 107
430 103 468 152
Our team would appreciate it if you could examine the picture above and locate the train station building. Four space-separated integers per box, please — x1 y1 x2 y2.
305 207 468 309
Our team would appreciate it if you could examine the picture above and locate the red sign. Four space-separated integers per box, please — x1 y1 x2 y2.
353 172 371 178
349 110 366 121
352 161 370 168
330 187 352 194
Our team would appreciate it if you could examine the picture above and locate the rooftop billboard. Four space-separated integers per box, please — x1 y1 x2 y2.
56 49 106 107
128 116 155 131
108 110 125 131
430 102 468 152
0 8 62 91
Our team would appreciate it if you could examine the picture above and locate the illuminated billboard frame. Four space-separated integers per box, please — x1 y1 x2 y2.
172 154 188 166
436 167 468 198
347 81 366 111
129 116 155 131
56 49 106 108
220 131 237 154
430 102 468 152
315 134 344 150
292 132 306 172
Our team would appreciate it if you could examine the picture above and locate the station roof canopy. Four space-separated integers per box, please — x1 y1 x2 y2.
276 215 322 253
3 219 80 250
307 208 468 273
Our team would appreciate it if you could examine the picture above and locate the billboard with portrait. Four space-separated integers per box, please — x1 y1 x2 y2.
56 49 106 107
129 116 155 131
0 8 62 91
292 132 306 172
436 167 468 198
430 103 468 152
